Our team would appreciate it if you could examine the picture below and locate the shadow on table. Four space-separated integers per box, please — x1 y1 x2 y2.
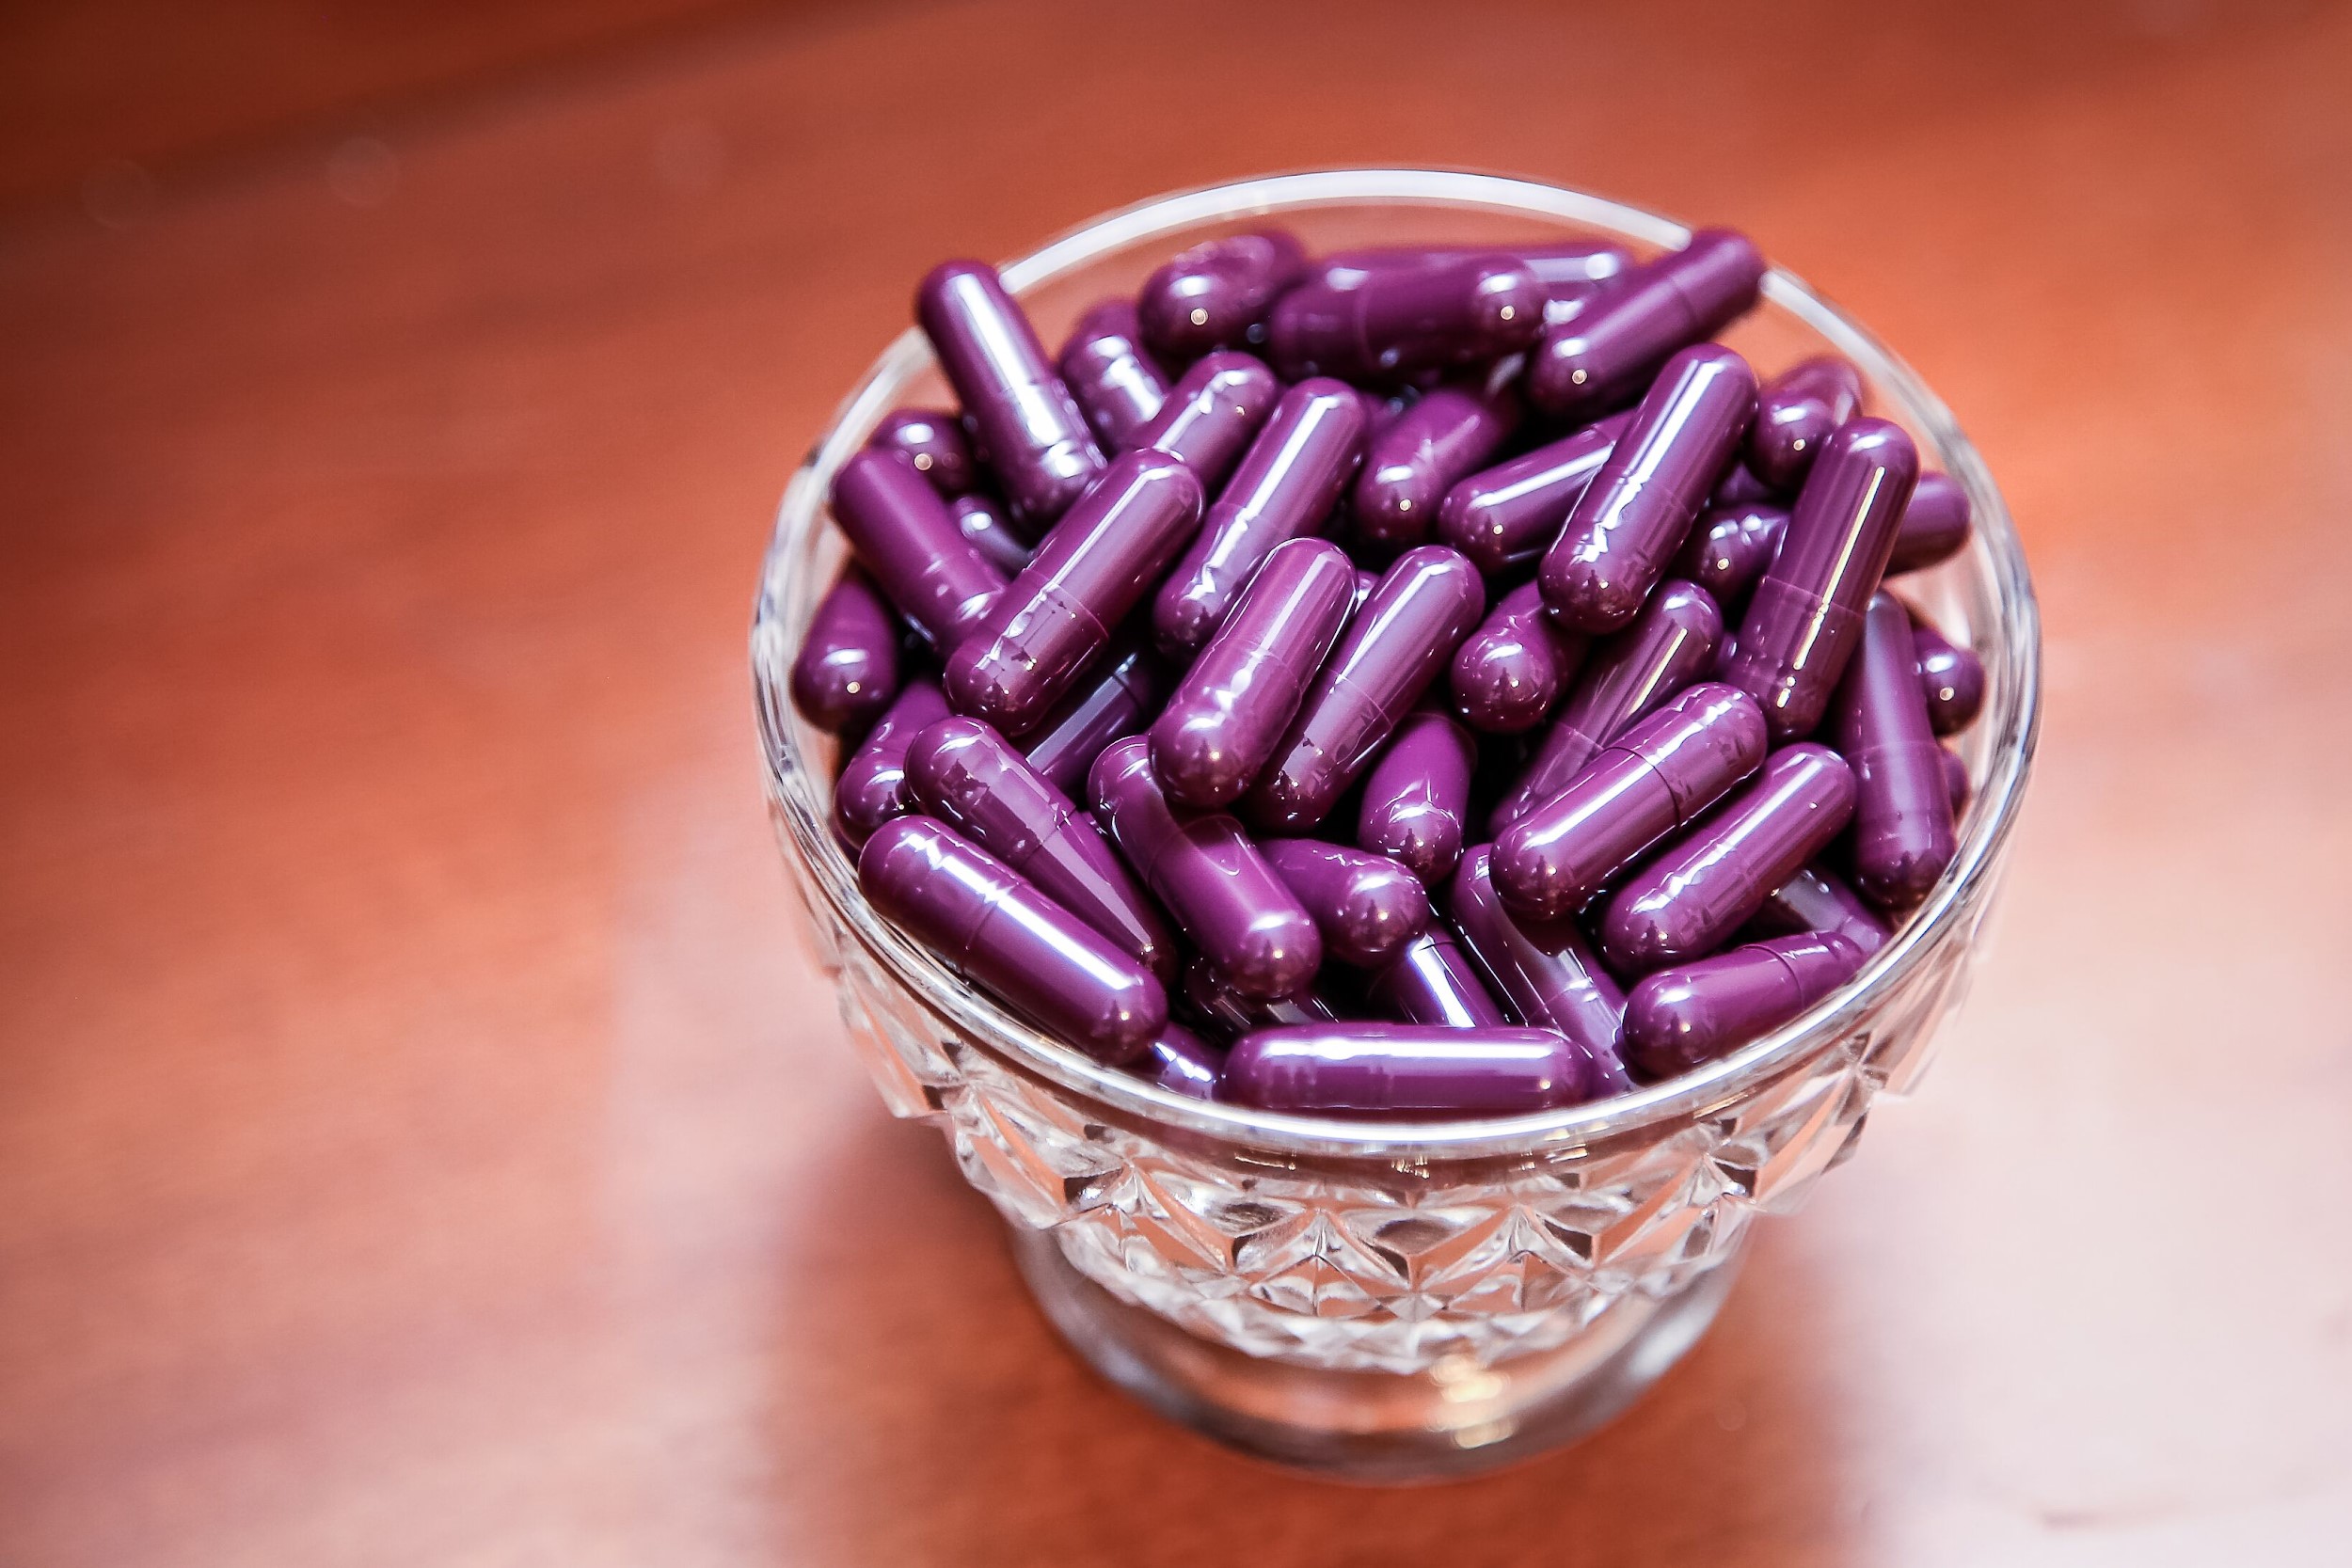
765 1113 1865 1568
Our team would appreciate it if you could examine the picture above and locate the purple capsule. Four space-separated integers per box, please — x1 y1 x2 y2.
1322 242 1634 301
1091 737 1322 1000
1450 579 1590 735
1525 229 1765 419
1517 240 1638 297
1058 299 1170 452
1136 351 1283 493
1150 538 1356 808
1599 743 1857 974
1623 932 1867 1079
1268 252 1544 384
1019 629 1169 798
1910 611 1985 736
1670 501 1788 610
1834 592 1956 909
1368 927 1511 1028
946 450 1203 736
833 677 949 847
1243 546 1486 832
1152 379 1368 657
1749 862 1889 957
1178 956 1340 1041
1437 410 1631 578
1747 356 1865 492
1450 847 1630 1095
1351 382 1520 551
868 407 977 497
917 261 1105 531
1542 344 1757 635
831 448 1009 654
1724 418 1920 741
1136 230 1309 362
1263 838 1431 969
1221 1022 1582 1116
1944 747 1971 814
1351 567 1379 617
1886 471 1973 575
791 568 902 734
906 717 1176 981
1136 1022 1225 1100
949 492 1033 576
860 816 1166 1062
1490 579 1724 833
1493 682 1769 921
1357 705 1478 884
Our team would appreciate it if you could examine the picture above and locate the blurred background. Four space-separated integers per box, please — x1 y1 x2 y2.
4 1 2350 1562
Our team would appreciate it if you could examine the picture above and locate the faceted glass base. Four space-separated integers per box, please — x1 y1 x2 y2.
1010 1223 1744 1482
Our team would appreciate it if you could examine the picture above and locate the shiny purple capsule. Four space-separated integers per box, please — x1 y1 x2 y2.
1493 682 1769 921
916 261 1105 531
833 677 949 847
831 447 1008 653
1351 381 1520 551
1136 1022 1225 1100
1263 838 1431 969
859 816 1165 1062
1749 862 1889 957
1368 927 1510 1028
1243 546 1486 832
1747 356 1864 492
1450 579 1590 735
946 449 1202 736
949 492 1033 575
1542 343 1758 634
791 568 902 734
1911 611 1985 736
1322 242 1633 303
1834 592 1956 909
1526 229 1765 419
1450 847 1630 1095
1150 538 1356 808
1268 252 1544 384
1670 501 1788 609
1437 410 1631 578
1018 630 1169 798
906 717 1175 980
1136 351 1282 493
1152 379 1368 657
1599 743 1857 974
1357 704 1478 884
1491 579 1724 833
1623 932 1867 1079
868 407 976 496
1058 299 1170 452
1724 418 1920 741
1886 471 1972 575
1944 746 1971 814
1220 1022 1583 1116
1091 737 1322 1000
1136 230 1308 362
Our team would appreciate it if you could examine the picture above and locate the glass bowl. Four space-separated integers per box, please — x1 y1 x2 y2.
749 169 2040 1481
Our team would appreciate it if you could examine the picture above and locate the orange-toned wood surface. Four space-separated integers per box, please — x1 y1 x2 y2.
6 2 2352 1560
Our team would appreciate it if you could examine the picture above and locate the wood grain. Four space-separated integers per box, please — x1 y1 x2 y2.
5 1 2351 1561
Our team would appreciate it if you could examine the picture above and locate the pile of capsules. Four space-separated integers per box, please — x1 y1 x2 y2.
788 225 1986 1118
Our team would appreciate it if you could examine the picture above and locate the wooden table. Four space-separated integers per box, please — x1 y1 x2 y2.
7 2 2351 1560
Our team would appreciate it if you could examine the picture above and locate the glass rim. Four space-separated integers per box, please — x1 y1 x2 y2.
752 166 2042 1163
